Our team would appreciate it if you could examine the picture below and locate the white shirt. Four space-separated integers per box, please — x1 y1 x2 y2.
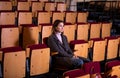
56 32 63 43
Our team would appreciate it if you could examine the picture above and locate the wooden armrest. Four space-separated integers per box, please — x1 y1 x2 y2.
51 52 58 56
0 51 3 62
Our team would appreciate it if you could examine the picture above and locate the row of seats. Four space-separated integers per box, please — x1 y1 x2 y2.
0 44 120 78
0 22 112 49
0 11 88 26
0 24 120 61
63 60 120 78
0 0 66 12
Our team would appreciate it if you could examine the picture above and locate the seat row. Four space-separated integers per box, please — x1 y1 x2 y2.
0 45 120 78
0 24 120 61
0 22 112 48
0 11 88 26
0 0 66 12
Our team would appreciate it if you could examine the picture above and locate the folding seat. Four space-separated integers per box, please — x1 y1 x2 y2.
77 11 88 23
0 46 26 78
65 11 77 24
101 22 112 39
18 11 32 25
89 22 101 39
89 38 106 61
56 2 67 12
76 23 90 41
63 23 76 43
104 36 119 60
31 1 44 17
44 2 56 12
0 12 16 25
63 68 90 78
83 61 103 78
37 11 51 25
70 40 89 58
52 11 65 24
0 25 19 48
17 1 30 11
26 44 50 76
105 60 120 78
0 1 12 11
21 24 39 49
40 24 52 44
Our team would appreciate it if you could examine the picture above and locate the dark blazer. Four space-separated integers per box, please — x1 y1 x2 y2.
48 33 73 57
48 33 82 68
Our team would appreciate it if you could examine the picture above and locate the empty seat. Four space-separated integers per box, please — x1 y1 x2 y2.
0 25 19 48
27 44 50 76
0 12 16 25
44 2 56 12
52 11 65 24
31 1 44 17
0 1 12 11
17 1 30 11
65 11 77 24
63 23 76 43
101 22 112 38
56 2 66 12
37 11 51 25
77 11 88 23
83 61 103 78
70 40 89 58
105 36 119 60
105 60 120 78
90 38 106 61
0 46 26 78
21 24 39 49
76 23 90 41
18 11 32 25
89 22 101 39
63 68 90 78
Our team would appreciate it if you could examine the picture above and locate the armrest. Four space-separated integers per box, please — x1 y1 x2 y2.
51 52 58 56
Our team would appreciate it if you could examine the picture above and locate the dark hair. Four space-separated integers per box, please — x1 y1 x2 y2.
52 20 63 33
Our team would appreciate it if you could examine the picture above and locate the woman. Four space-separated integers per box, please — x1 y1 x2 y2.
48 20 87 69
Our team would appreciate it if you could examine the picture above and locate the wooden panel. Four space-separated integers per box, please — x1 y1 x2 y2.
30 48 50 76
4 51 26 78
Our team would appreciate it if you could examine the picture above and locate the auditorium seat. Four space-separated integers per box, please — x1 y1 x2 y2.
37 11 51 25
70 40 89 58
63 23 76 43
0 1 12 11
105 60 120 78
17 1 30 11
18 11 33 25
76 23 90 41
63 68 90 78
0 11 16 25
65 11 77 24
89 38 106 61
27 44 50 76
56 2 66 12
83 61 104 78
40 24 52 44
77 11 88 23
0 46 26 78
89 22 101 39
20 24 39 49
31 1 44 17
52 11 65 24
44 2 56 12
101 22 112 39
0 25 19 48
104 36 119 61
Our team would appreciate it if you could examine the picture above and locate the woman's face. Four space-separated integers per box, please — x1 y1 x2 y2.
56 22 64 33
